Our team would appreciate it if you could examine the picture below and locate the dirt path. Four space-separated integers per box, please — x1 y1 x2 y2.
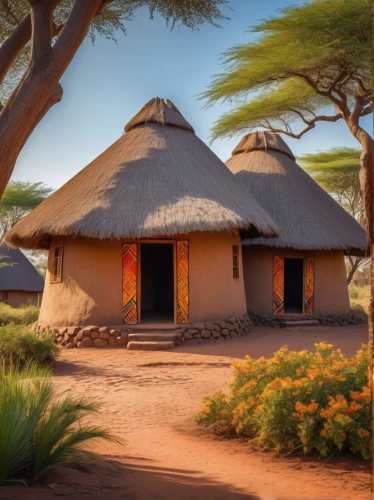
5 325 371 500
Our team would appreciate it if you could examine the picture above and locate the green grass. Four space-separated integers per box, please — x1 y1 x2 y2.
0 363 116 484
349 285 370 314
0 323 58 366
0 302 40 325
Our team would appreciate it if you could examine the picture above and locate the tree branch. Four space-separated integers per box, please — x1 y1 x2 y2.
27 0 54 65
265 112 343 139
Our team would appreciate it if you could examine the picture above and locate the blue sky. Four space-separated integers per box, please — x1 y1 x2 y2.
12 0 370 190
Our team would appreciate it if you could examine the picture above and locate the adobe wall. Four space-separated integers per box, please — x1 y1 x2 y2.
2 290 41 308
37 231 247 327
242 247 351 316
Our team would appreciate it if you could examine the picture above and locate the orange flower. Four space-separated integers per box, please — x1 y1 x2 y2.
351 387 370 403
357 429 369 438
347 401 362 414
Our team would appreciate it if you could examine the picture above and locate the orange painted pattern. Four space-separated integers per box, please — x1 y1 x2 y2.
272 256 284 314
122 243 138 324
304 256 315 314
176 240 189 323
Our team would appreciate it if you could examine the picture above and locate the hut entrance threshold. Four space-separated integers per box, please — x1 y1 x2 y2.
140 243 174 324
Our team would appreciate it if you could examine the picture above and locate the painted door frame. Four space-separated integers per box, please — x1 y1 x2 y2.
122 238 189 325
272 254 315 315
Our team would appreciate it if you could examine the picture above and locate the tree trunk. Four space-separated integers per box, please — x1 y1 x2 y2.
0 0 102 200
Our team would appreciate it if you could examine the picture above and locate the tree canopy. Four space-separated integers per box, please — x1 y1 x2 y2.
301 147 363 220
203 0 371 140
0 181 53 241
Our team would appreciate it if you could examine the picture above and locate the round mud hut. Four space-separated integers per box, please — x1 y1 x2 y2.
0 243 44 307
5 99 278 330
226 131 366 319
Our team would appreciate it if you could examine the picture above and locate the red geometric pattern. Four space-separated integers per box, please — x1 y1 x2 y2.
176 240 189 323
272 256 284 314
304 256 315 314
122 243 138 325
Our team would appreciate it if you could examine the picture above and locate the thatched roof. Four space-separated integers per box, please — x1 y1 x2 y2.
226 131 366 255
5 99 278 250
0 243 44 292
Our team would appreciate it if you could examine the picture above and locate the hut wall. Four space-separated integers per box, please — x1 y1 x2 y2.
2 290 41 308
37 232 247 327
242 247 350 316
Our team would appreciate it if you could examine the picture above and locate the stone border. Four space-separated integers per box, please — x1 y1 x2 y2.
34 313 255 349
248 312 365 328
178 314 254 345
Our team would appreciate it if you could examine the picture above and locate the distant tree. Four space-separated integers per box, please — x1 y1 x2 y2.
300 147 364 285
0 181 52 242
0 0 228 198
203 0 372 246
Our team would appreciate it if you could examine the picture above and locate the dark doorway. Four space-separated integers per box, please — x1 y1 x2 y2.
284 258 304 314
141 243 174 323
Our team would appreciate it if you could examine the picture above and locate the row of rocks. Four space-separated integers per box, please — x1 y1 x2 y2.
34 313 255 349
178 314 254 344
248 312 365 328
52 326 128 349
315 313 365 327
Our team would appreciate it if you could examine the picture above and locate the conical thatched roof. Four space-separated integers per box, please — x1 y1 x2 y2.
5 99 278 250
226 131 366 255
0 243 44 292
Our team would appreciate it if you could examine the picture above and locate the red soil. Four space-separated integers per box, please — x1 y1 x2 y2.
5 324 371 500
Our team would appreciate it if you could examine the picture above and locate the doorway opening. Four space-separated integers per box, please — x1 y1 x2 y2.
140 243 174 323
284 258 304 314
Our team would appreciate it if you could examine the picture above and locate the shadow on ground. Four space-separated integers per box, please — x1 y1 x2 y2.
3 456 262 500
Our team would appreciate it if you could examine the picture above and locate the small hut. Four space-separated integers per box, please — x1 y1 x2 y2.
0 243 43 307
5 99 278 328
226 131 366 317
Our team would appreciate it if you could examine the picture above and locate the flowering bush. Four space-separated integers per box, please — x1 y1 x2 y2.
196 343 371 458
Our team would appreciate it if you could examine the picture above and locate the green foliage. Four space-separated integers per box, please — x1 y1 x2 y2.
0 302 40 325
0 363 115 484
0 253 15 269
196 343 371 459
202 0 371 139
0 323 58 366
0 181 52 210
300 147 362 219
0 181 52 241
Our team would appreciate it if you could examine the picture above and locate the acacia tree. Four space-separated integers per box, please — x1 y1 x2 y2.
0 0 227 199
300 147 364 284
0 181 52 241
203 0 372 245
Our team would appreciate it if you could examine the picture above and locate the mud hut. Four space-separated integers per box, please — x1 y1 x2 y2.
226 131 366 317
5 99 278 329
0 243 43 306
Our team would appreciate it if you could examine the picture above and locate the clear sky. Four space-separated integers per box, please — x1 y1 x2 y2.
12 0 370 190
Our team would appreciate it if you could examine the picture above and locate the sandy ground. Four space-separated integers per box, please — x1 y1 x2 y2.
4 324 371 500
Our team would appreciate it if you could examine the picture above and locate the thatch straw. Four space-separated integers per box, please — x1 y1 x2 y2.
226 131 366 255
5 99 279 250
0 243 44 291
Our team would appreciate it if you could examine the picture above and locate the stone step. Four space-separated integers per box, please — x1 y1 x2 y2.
126 324 185 333
280 320 319 328
127 341 175 351
127 332 182 342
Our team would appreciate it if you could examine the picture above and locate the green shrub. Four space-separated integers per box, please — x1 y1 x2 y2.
0 363 115 484
0 323 58 366
348 285 370 314
196 343 371 459
0 302 40 325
